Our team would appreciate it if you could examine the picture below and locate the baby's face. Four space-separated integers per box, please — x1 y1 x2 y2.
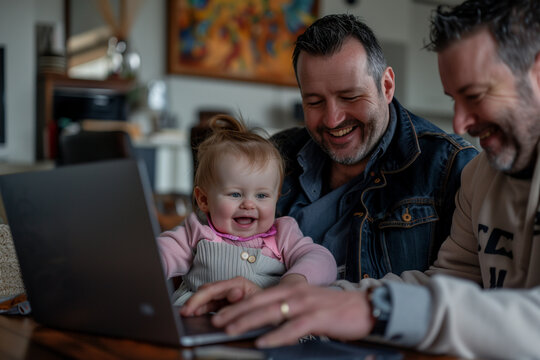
203 154 280 238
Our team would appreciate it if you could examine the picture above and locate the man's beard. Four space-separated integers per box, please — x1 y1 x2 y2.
310 105 388 166
318 121 377 165
486 87 540 173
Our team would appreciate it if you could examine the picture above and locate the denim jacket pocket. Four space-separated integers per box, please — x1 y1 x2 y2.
378 200 439 229
374 200 439 276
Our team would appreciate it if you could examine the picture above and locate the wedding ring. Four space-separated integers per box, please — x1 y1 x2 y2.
280 301 290 319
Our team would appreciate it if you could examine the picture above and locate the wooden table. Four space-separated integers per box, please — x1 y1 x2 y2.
0 315 461 360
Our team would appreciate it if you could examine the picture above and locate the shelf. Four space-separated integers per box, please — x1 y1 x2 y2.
36 74 136 160
39 74 135 92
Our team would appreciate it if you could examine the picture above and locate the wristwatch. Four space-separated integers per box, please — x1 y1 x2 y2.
368 285 392 336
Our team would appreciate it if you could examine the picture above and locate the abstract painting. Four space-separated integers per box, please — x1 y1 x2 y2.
167 0 318 86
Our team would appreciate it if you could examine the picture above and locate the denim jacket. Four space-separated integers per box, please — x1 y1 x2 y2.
272 99 478 282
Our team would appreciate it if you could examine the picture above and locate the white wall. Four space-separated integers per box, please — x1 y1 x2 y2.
129 0 166 84
129 0 454 134
128 0 456 193
130 0 302 134
0 0 459 181
406 1 455 134
0 0 64 164
0 1 36 163
322 0 412 43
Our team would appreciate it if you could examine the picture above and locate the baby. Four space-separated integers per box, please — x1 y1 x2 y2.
157 114 337 305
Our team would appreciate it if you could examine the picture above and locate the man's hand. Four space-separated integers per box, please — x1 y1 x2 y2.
180 277 263 316
211 282 376 347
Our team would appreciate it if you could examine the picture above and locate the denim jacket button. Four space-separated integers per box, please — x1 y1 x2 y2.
402 213 412 222
374 178 381 184
363 274 370 279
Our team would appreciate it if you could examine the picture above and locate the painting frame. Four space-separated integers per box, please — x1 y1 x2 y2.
167 0 319 87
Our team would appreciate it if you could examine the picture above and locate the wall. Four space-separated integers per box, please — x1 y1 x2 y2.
0 0 36 163
0 0 64 164
130 0 447 132
127 0 457 192
0 0 461 187
131 0 302 133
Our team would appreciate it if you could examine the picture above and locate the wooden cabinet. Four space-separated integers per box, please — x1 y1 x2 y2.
36 74 135 160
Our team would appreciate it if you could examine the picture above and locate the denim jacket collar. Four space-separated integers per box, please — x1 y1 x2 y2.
296 98 420 199
379 98 422 173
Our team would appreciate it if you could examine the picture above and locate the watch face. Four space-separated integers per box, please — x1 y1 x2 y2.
369 286 392 336
371 286 392 314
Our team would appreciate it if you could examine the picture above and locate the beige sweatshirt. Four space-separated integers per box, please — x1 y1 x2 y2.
337 145 540 359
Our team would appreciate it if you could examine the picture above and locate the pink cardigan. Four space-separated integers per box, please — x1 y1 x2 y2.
157 213 337 286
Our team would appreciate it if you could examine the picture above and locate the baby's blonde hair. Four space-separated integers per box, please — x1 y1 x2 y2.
193 114 285 212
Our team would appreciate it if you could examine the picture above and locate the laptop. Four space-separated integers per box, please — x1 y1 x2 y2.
0 159 271 347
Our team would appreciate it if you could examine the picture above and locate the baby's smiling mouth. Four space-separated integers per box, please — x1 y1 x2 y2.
234 217 256 225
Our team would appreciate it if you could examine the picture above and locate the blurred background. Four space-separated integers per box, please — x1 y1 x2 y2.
0 0 467 204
